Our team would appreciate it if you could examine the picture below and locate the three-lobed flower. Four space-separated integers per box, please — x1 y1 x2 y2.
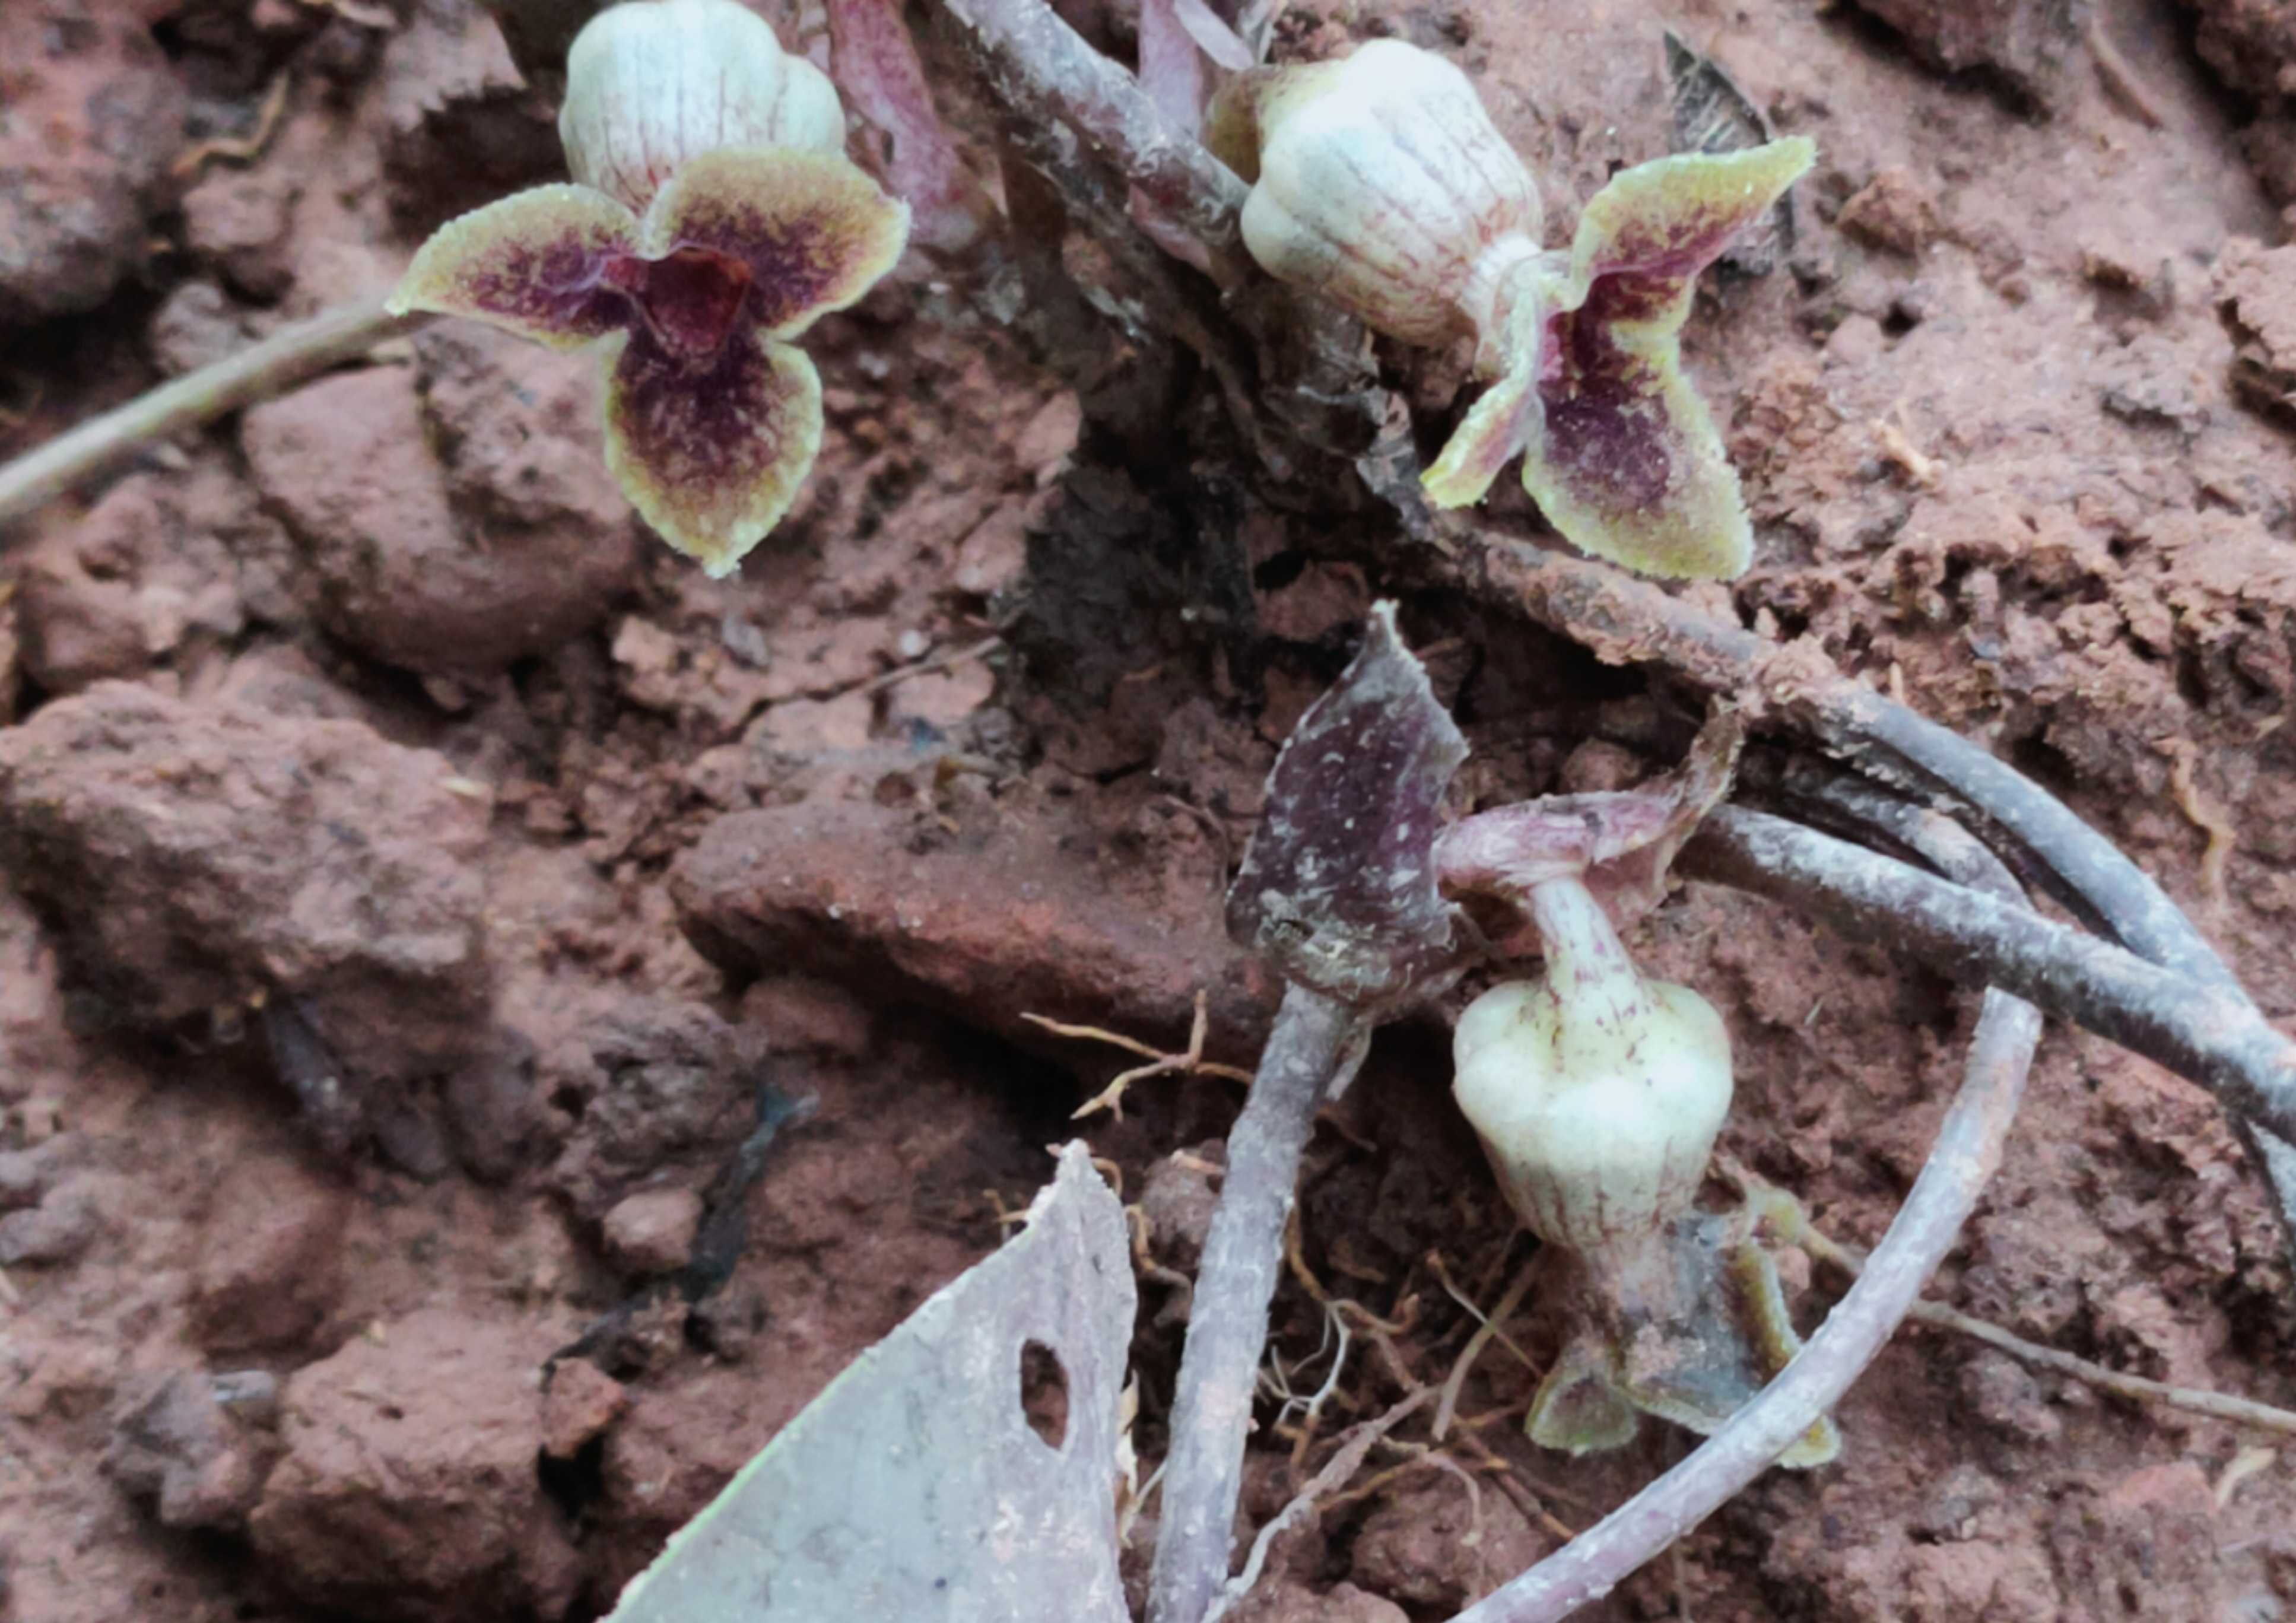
1211 40 1813 581
388 0 910 576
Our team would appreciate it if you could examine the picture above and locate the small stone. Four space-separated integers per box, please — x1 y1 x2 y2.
720 612 771 668
1351 1475 1549 1609
672 798 1269 1060
0 1151 47 1212
0 4 185 323
601 1187 704 1276
15 533 152 695
150 279 265 376
1836 168 1941 257
240 342 636 678
1960 1347 2061 1444
748 692 876 755
0 684 492 1085
1013 390 1084 476
1914 1462 2002 1542
887 664 995 733
541 1360 630 1460
544 1001 763 1221
181 169 299 301
443 1027 544 1185
251 1308 579 1622
0 1179 102 1266
687 1284 766 1362
212 1370 282 1427
105 1369 267 1532
1837 0 2075 107
189 1156 350 1355
1139 1144 1225 1271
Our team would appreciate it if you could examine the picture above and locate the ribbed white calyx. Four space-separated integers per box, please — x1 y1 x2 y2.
1452 877 1732 1254
558 0 847 215
1236 38 1542 351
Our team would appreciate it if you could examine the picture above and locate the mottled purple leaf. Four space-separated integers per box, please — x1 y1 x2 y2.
388 183 639 349
1436 713 1741 955
640 147 912 339
1227 603 1468 1005
601 323 824 578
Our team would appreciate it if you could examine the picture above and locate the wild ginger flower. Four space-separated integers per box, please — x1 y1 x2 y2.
1210 40 1812 581
389 0 909 576
1436 721 1838 1468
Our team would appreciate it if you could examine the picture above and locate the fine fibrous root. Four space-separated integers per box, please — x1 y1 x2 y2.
1021 989 1254 1120
1722 1158 2296 1441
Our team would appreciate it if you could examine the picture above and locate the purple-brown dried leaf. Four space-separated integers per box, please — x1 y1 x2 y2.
1227 603 1469 1005
827 0 994 252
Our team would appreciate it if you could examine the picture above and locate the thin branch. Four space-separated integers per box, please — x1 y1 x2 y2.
0 294 421 528
1764 768 2296 1263
1905 1301 2296 1436
1148 983 1367 1623
1434 532 2241 979
1781 1214 2296 1440
1450 977 2043 1622
934 0 1248 269
1678 805 2296 1149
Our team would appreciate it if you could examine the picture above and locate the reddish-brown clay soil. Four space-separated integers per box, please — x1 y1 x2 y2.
5 0 2296 1618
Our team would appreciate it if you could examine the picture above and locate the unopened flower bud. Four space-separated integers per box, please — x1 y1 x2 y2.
1452 877 1732 1253
1210 39 1541 362
559 0 847 215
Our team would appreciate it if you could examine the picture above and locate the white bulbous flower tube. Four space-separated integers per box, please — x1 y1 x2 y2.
1434 717 1838 1468
1453 877 1732 1258
559 0 848 214
1214 39 1542 363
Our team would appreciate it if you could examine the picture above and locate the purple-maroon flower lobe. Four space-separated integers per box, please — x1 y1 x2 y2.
389 148 910 575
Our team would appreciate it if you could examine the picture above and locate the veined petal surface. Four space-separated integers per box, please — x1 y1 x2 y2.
600 324 825 577
642 148 910 338
388 185 639 349
1513 139 1814 579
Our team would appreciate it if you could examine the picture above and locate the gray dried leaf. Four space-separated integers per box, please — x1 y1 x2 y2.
605 1143 1135 1623
1226 602 1468 1005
